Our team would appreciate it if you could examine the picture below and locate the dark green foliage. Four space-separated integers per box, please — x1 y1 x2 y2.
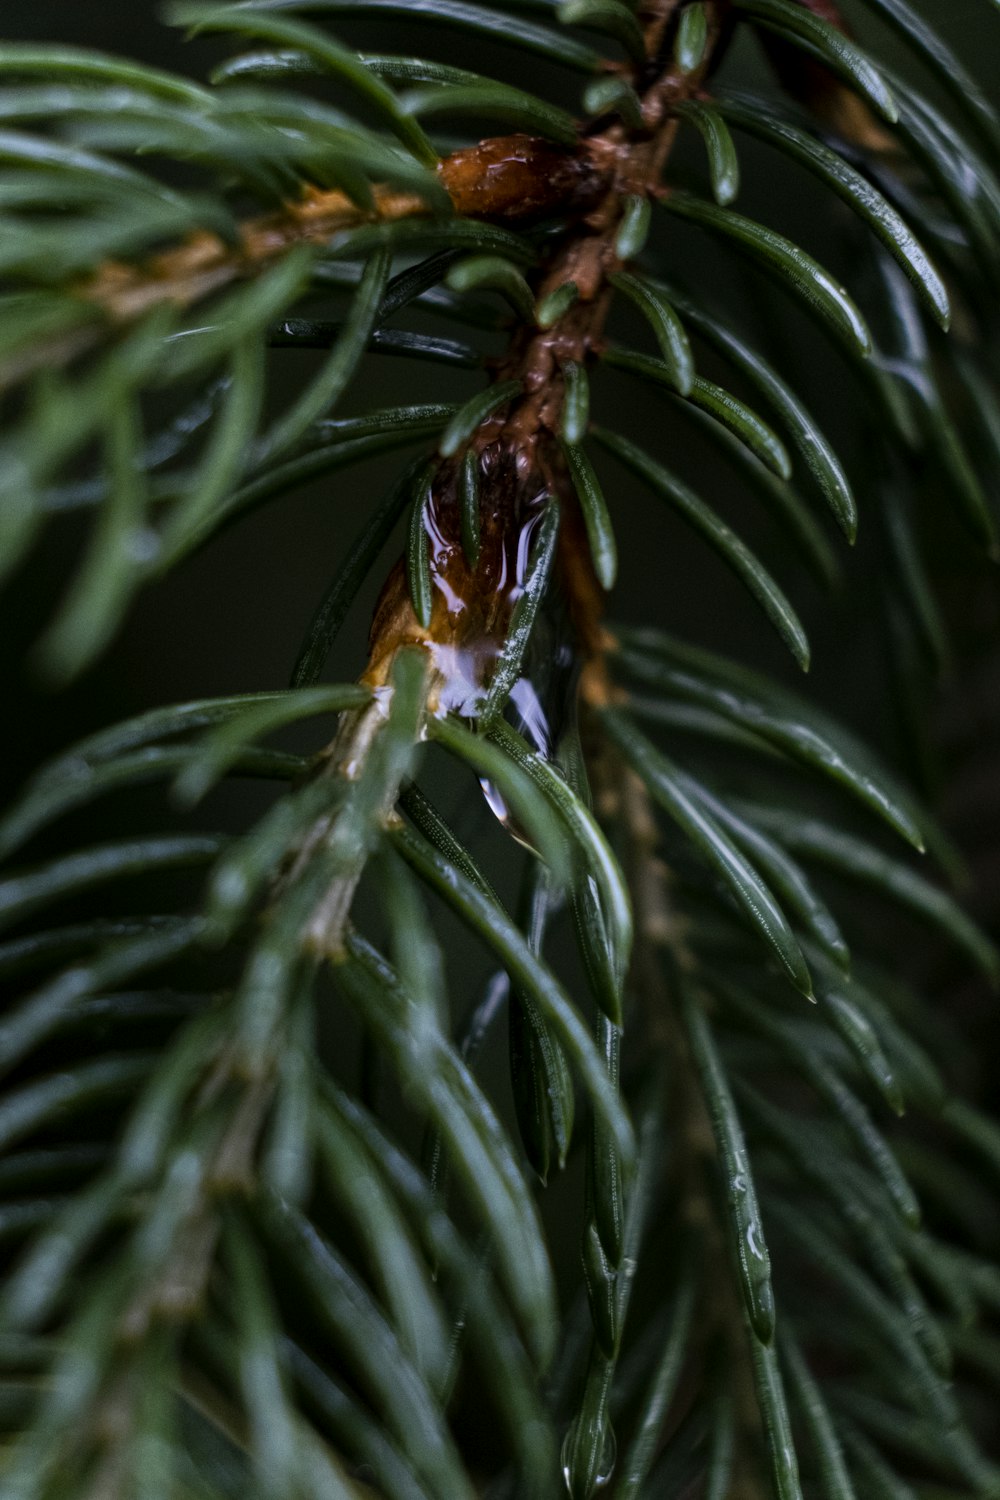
1 1 1000 1498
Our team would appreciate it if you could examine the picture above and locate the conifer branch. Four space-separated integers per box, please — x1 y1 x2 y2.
2 1 1000 1495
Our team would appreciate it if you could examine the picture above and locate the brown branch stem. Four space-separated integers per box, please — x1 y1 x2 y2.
361 2 729 706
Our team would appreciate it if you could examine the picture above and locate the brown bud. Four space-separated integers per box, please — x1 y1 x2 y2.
439 135 609 224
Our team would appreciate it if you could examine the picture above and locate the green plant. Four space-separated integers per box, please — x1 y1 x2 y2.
1 0 1000 1494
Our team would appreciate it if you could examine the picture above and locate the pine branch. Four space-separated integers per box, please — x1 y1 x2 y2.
2 0 1000 1496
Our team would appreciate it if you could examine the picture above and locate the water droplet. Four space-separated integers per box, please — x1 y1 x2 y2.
478 773 539 858
594 1427 616 1488
508 675 552 758
561 1416 617 1498
480 775 509 830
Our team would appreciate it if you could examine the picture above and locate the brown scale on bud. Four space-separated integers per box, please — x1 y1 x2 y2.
439 135 610 224
755 0 895 153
